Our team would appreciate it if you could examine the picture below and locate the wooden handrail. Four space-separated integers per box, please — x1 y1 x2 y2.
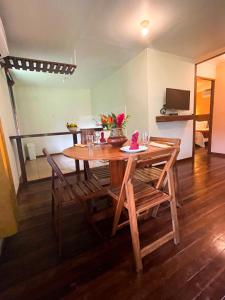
9 128 102 184
9 128 102 140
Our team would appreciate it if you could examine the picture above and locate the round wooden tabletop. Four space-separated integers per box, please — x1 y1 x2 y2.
63 143 165 161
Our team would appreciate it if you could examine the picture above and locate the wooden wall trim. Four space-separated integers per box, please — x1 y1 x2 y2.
195 114 210 121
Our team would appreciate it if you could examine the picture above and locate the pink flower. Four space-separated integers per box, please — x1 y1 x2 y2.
116 113 125 128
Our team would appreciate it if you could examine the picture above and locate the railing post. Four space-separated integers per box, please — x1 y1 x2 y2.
72 133 80 173
16 137 27 184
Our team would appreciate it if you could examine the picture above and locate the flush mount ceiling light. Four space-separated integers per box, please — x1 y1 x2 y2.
140 20 150 37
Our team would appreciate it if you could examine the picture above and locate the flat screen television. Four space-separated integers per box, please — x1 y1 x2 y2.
166 88 190 110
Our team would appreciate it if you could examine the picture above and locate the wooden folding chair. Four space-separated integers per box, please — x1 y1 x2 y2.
134 137 181 208
43 148 107 256
108 146 180 272
80 129 110 186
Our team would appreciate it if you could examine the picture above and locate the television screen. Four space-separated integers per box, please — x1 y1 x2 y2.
166 88 190 110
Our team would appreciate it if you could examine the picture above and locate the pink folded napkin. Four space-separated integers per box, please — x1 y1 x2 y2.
100 131 106 143
129 131 139 150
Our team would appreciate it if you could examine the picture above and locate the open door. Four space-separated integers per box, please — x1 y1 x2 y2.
194 77 215 155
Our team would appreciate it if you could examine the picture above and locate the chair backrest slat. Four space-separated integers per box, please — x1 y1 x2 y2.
43 148 74 201
117 156 136 204
136 147 178 190
112 137 180 241
116 147 178 209
116 137 180 209
148 137 180 189
80 129 95 144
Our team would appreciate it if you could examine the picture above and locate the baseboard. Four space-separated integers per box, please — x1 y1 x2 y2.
210 152 225 158
25 152 62 161
177 156 193 162
36 152 62 158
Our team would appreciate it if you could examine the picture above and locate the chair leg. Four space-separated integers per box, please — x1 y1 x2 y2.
152 205 160 218
168 168 180 245
51 193 55 216
151 177 167 218
126 181 143 273
170 198 180 244
111 193 126 236
84 160 91 180
83 201 104 239
51 192 56 234
57 201 63 257
173 165 181 207
53 196 58 236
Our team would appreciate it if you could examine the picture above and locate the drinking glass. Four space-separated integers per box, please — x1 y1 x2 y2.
94 131 100 144
142 132 149 146
86 134 94 151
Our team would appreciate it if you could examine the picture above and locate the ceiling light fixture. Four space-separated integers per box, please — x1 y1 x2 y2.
140 20 150 37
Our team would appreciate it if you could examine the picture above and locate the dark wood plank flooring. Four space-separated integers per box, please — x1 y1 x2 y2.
1 150 225 299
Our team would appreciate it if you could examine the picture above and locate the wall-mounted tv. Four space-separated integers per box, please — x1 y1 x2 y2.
166 88 190 110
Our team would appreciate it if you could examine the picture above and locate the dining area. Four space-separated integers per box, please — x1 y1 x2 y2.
3 115 225 299
2 0 225 297
42 112 181 273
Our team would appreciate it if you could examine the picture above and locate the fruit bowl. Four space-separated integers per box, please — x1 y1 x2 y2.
67 127 77 133
66 122 78 133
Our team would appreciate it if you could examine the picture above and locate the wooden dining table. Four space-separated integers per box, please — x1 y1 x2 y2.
63 143 172 187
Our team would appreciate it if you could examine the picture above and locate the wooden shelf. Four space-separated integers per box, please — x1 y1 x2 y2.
156 115 194 122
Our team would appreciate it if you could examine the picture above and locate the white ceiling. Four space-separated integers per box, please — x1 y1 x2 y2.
0 0 225 88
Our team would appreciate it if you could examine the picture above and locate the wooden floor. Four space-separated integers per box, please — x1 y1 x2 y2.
1 150 225 299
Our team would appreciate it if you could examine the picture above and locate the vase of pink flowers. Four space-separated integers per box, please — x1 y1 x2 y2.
100 113 129 147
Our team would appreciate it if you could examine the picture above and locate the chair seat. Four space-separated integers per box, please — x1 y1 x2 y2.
73 176 107 200
108 180 171 214
91 165 110 186
133 167 162 183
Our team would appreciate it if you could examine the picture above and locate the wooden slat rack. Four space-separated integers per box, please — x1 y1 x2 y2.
4 56 76 75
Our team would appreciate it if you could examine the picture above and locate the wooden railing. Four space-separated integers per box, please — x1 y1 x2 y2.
10 129 101 184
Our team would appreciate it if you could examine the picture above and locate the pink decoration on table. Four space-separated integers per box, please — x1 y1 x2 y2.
116 113 125 128
100 132 106 143
129 131 139 150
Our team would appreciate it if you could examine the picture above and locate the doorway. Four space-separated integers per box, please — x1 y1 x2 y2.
194 77 215 155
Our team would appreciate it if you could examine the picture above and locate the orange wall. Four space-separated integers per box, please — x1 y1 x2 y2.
196 91 210 115
212 62 225 153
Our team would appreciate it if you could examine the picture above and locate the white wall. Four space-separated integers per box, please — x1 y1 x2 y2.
0 69 20 190
91 49 195 159
147 49 195 159
91 49 149 136
14 49 195 160
14 86 92 155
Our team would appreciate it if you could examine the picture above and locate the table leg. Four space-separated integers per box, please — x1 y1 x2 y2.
91 161 126 223
109 160 126 187
72 133 80 174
